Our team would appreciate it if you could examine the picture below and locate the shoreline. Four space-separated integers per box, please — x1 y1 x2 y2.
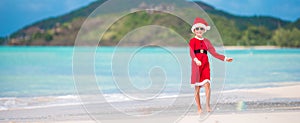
0 82 299 111
0 45 286 49
1 101 299 123
0 83 299 122
224 45 280 50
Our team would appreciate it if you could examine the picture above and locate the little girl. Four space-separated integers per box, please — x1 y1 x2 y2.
189 17 233 114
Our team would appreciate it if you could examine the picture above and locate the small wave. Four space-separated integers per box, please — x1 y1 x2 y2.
102 93 183 102
0 95 80 111
0 93 185 111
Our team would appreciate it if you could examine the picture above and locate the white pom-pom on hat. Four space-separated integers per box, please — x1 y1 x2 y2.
191 17 211 33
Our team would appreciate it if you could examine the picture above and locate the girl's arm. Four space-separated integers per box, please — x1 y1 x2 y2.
206 39 226 61
189 39 196 60
189 39 202 65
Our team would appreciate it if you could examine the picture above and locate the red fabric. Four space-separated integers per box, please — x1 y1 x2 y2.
193 17 209 26
189 37 225 85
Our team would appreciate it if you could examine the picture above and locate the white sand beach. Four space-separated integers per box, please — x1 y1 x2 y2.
180 111 300 123
63 111 300 123
55 111 300 123
1 83 299 123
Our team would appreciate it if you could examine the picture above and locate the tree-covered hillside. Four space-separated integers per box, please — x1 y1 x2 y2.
2 0 300 47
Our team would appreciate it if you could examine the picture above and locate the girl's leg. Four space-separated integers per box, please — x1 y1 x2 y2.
194 86 202 114
204 82 211 112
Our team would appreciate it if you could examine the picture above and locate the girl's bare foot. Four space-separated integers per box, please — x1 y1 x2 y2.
206 106 211 112
197 109 203 115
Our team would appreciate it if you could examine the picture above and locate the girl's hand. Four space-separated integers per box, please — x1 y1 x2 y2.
226 57 233 62
195 60 202 66
194 58 202 66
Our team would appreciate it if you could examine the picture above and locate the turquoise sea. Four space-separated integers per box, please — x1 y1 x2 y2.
0 46 299 110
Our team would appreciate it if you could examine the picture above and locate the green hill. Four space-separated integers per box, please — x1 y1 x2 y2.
2 0 300 47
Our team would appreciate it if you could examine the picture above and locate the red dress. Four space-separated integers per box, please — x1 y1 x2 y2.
189 37 225 86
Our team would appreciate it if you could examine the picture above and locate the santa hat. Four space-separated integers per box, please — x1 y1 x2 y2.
191 17 211 33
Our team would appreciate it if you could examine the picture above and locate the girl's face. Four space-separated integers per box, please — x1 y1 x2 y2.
194 27 206 37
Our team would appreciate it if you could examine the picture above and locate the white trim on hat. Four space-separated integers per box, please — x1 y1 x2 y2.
191 23 211 33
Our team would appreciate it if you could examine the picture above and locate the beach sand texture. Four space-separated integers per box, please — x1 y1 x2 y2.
1 84 299 123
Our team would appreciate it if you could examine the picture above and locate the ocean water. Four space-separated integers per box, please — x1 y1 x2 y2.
0 46 299 110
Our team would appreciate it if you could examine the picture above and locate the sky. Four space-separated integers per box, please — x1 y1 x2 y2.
197 0 300 21
0 0 300 37
0 0 96 37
